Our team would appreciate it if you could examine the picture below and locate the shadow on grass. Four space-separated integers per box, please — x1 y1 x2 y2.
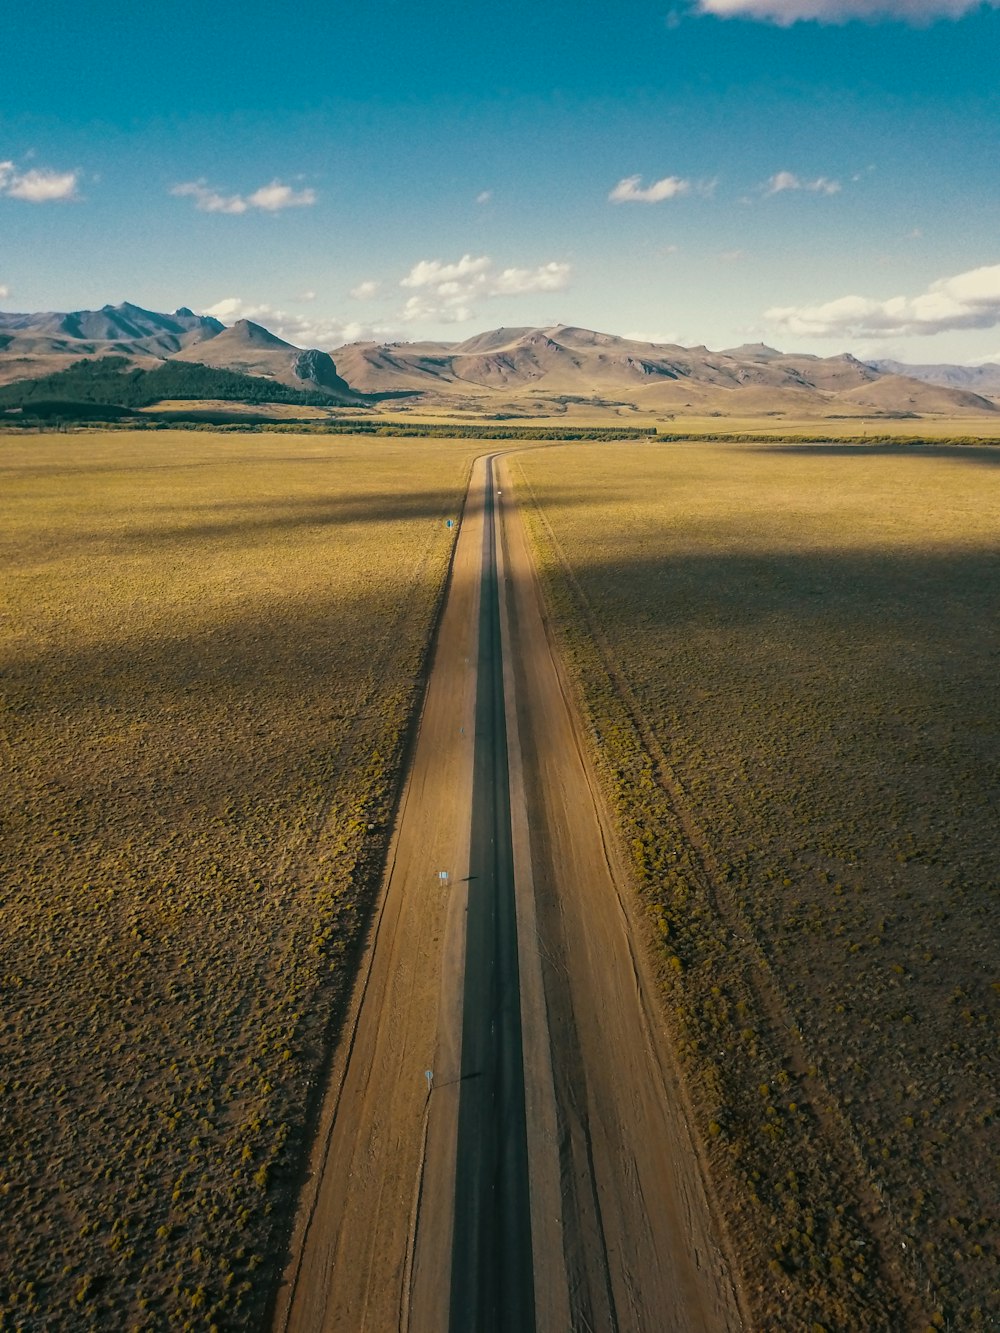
741 441 1000 465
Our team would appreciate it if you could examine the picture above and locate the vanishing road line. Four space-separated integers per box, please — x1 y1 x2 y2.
274 450 744 1333
448 455 535 1330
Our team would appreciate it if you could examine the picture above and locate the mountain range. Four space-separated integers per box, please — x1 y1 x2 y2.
0 303 359 403
0 301 997 419
866 358 1000 397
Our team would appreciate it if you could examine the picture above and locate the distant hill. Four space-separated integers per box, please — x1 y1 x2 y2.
171 319 359 399
0 302 359 402
333 324 990 417
0 356 354 416
866 358 1000 397
334 324 885 399
834 374 998 415
0 301 224 359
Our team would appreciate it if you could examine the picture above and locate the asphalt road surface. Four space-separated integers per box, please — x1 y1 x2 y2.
273 454 745 1332
448 458 534 1329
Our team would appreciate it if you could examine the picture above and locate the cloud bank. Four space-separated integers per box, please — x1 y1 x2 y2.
399 253 571 322
0 160 79 202
695 0 999 23
765 262 1000 337
171 179 316 214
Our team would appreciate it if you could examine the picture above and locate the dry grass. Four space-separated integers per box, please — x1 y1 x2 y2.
651 415 1000 440
515 440 999 1331
0 430 479 1329
351 405 1000 438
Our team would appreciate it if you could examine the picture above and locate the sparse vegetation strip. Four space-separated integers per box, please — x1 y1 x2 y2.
654 432 1000 447
2 409 659 439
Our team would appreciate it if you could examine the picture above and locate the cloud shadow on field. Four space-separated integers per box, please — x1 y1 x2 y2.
1 579 442 893
3 493 467 568
551 546 1000 671
742 443 1000 467
4 485 614 568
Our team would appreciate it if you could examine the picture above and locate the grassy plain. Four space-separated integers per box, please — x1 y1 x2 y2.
355 406 1000 439
0 431 479 1329
515 441 999 1330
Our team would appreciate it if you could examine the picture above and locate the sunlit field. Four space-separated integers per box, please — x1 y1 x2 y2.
516 440 999 1330
356 406 1000 440
0 431 478 1329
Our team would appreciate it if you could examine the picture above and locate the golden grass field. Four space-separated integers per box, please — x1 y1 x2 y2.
515 440 999 1331
344 405 1000 440
0 431 479 1329
3 426 998 1330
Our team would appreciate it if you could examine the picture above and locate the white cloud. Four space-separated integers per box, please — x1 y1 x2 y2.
247 181 316 211
401 255 493 289
397 253 571 323
476 189 493 205
0 283 9 300
401 295 476 324
609 174 692 204
350 280 381 300
200 296 391 348
202 297 270 321
0 159 79 203
171 178 316 214
695 0 999 22
720 248 747 262
765 170 841 195
171 182 247 214
491 262 571 295
765 262 1000 338
298 289 317 302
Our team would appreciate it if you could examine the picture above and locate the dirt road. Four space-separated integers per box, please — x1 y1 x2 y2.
272 454 744 1331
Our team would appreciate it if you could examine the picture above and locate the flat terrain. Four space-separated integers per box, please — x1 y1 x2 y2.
275 455 743 1332
515 440 999 1329
5 428 997 1331
0 431 480 1328
348 408 1000 439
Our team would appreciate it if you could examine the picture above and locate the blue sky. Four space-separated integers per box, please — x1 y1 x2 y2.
2 0 999 362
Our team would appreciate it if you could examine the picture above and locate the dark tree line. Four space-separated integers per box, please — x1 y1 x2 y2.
0 356 344 412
